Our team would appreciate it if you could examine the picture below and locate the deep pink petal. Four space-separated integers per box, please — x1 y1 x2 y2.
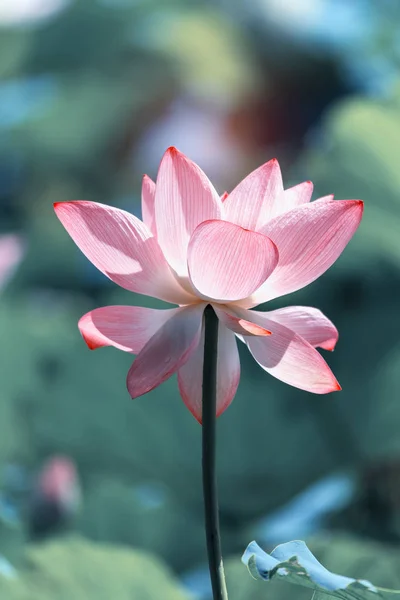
54 201 194 304
178 324 240 422
223 159 283 229
239 309 340 393
154 147 222 277
141 175 156 236
78 305 178 353
220 191 229 202
213 305 272 336
263 306 338 350
127 304 205 398
283 181 313 210
187 220 279 302
247 199 363 305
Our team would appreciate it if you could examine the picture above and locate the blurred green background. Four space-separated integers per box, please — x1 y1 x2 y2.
1 0 400 598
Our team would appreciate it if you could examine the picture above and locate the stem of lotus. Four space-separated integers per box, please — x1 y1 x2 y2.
202 304 229 600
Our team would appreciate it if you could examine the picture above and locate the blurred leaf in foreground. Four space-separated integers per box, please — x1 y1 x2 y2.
226 534 400 600
242 540 378 599
0 536 189 600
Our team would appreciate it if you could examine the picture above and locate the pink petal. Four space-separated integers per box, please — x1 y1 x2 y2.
141 175 156 236
213 305 272 336
78 305 178 353
315 194 334 202
154 147 222 277
178 323 240 422
220 191 229 202
283 181 313 210
223 158 283 230
240 309 340 393
127 304 205 398
54 201 194 305
187 220 279 302
247 199 363 306
263 306 338 350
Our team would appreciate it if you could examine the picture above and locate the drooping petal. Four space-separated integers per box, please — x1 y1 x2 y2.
127 304 205 398
238 308 340 393
263 306 338 350
78 305 178 353
54 201 194 305
246 199 363 306
223 159 283 229
178 323 240 422
154 147 222 277
213 305 272 336
187 220 279 302
283 181 313 210
141 175 156 236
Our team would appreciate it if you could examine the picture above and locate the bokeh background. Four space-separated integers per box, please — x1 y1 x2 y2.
1 0 400 598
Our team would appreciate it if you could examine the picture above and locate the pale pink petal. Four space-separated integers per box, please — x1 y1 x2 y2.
283 181 313 210
54 201 194 305
187 220 279 302
154 147 222 277
78 305 178 353
223 159 283 229
246 199 363 306
127 304 205 398
315 194 334 202
178 323 240 422
263 306 338 350
213 305 272 336
238 308 340 393
0 234 25 291
141 175 156 236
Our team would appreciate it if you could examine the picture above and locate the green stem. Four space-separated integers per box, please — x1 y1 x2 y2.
202 305 229 600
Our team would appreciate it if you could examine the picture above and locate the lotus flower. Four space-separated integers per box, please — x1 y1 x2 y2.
29 456 81 538
54 147 363 422
0 234 25 292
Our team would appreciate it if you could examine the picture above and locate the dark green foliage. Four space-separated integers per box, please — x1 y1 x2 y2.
78 477 206 572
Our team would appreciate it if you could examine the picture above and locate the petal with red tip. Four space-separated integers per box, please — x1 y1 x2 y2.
127 304 205 398
263 306 338 350
247 199 363 306
154 147 222 277
213 306 272 336
178 323 240 422
54 201 194 305
187 220 278 302
223 159 283 230
239 309 340 393
78 305 179 353
141 175 156 236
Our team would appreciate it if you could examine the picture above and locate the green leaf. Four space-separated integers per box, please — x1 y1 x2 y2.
0 536 189 600
242 540 379 599
299 86 400 269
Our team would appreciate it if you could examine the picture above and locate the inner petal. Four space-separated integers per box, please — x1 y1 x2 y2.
187 219 279 303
